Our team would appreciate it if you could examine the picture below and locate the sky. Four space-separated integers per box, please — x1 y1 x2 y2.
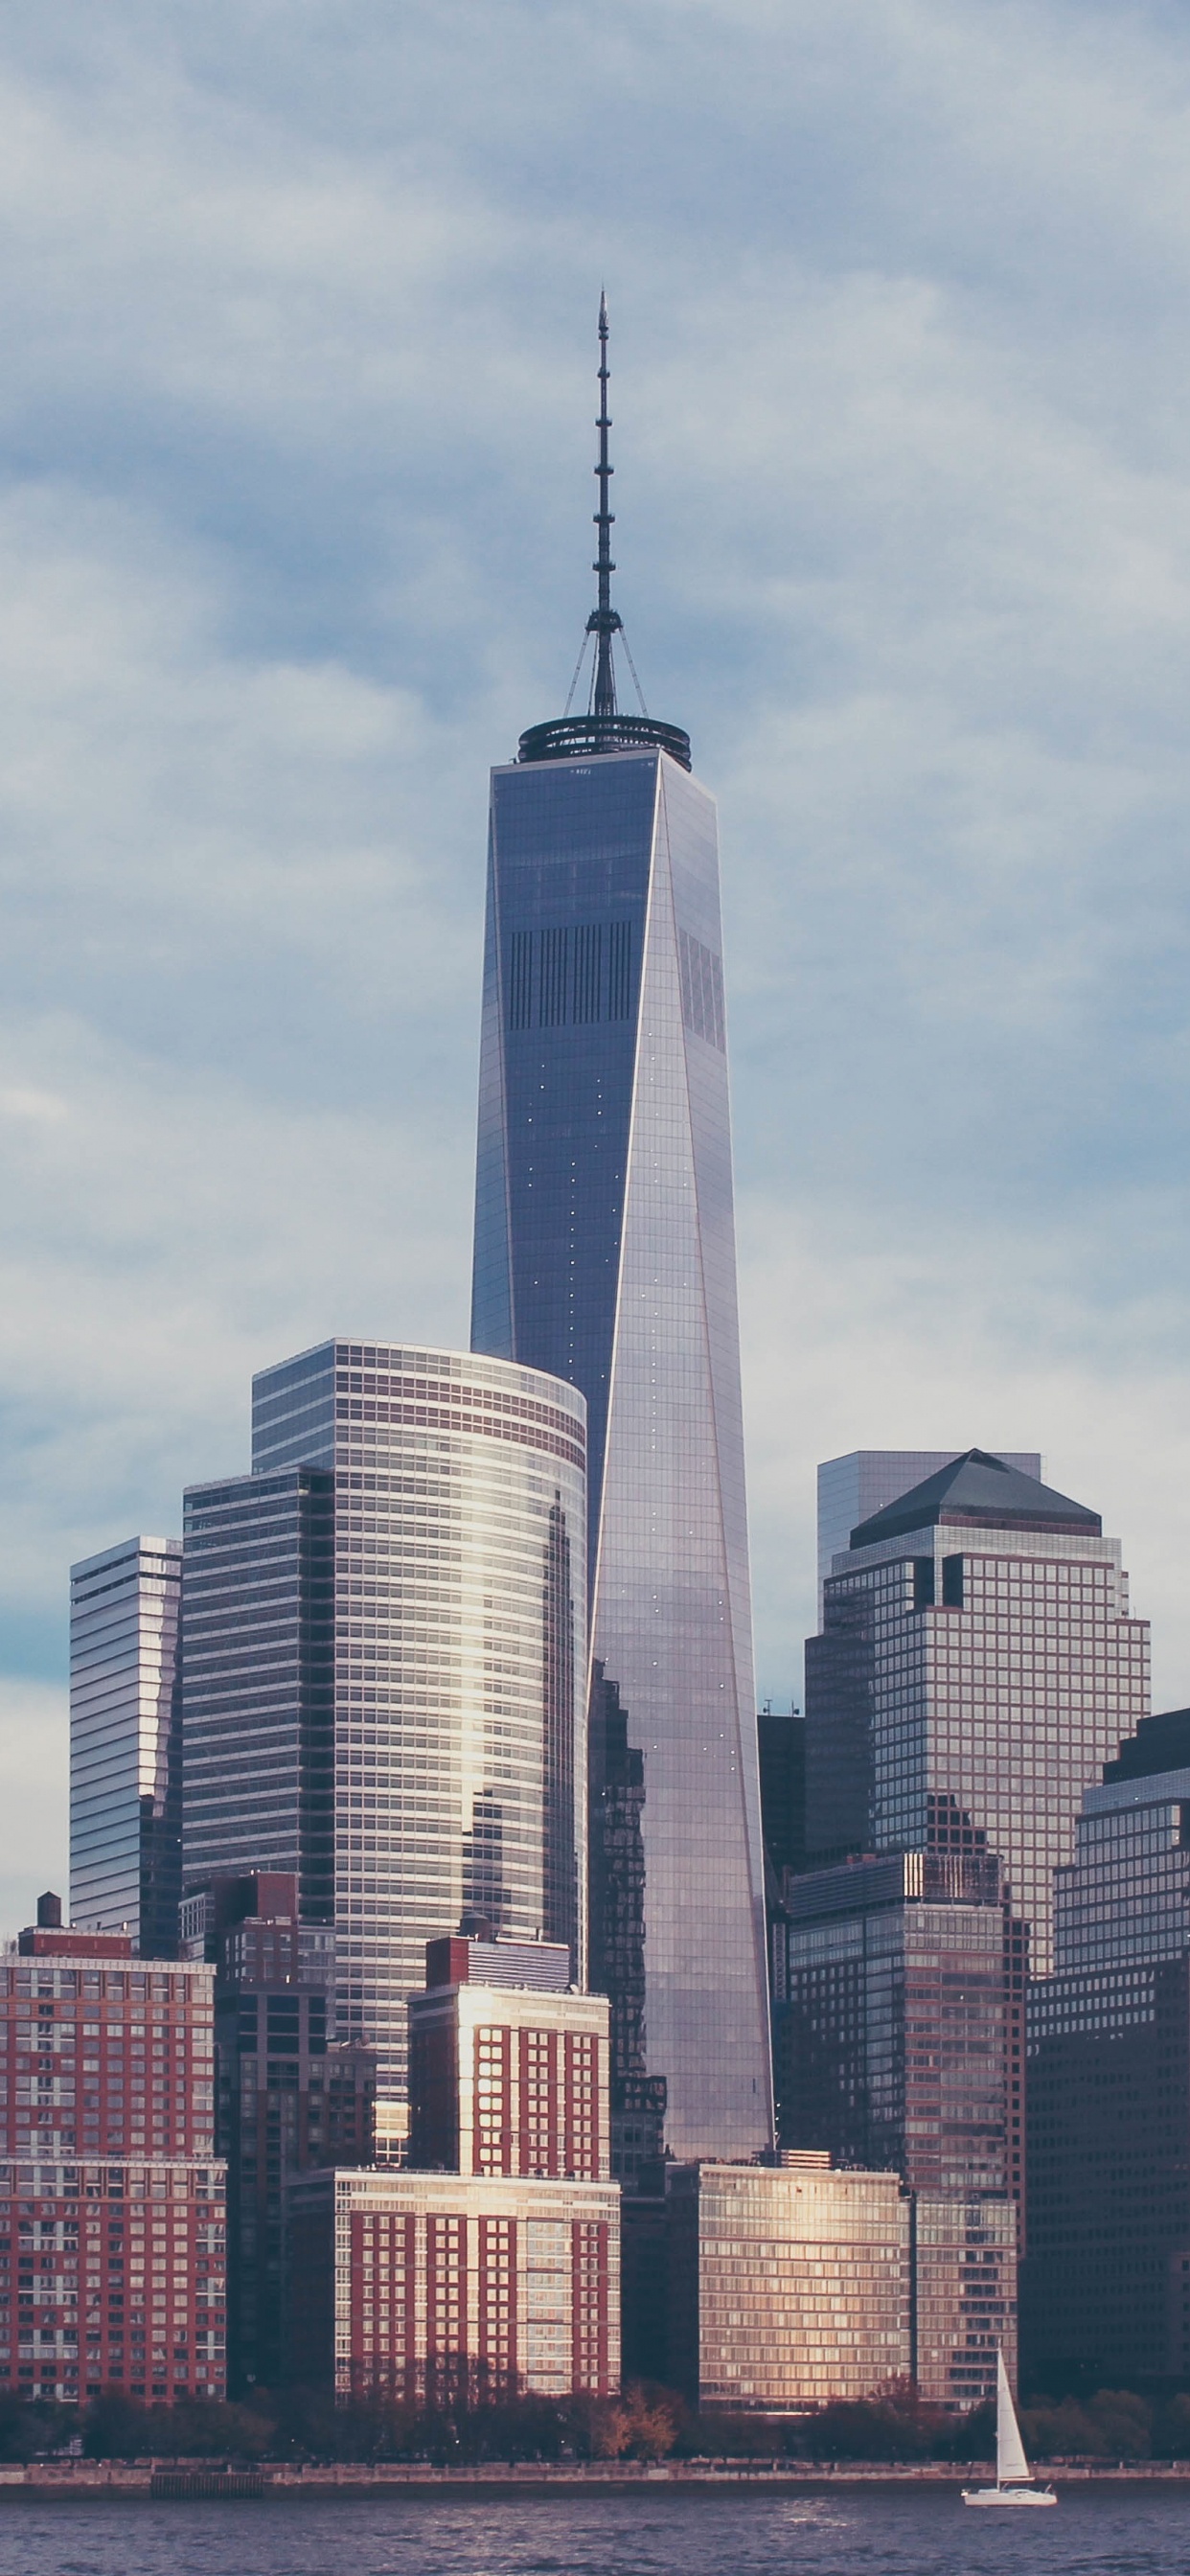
4 0 1190 1928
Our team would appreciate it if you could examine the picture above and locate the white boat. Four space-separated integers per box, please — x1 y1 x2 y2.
961 2350 1057 2507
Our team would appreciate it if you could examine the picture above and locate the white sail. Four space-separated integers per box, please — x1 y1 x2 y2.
996 2349 1031 2485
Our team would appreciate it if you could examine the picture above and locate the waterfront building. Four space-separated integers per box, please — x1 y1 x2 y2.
70 1536 182 1955
190 1873 375 2395
0 1900 224 2401
806 1448 1150 1980
469 303 769 2161
286 2164 619 2402
180 1341 587 2152
663 2155 911 2410
770 1853 1017 2410
407 1927 609 2178
1026 1706 1190 2388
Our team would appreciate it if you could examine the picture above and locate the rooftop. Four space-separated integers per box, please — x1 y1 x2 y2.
849 1447 1101 1549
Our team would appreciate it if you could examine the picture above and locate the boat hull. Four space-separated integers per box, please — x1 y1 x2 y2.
961 2485 1057 2508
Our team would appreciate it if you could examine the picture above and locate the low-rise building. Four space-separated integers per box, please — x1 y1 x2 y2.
663 2154 910 2411
287 2165 619 2401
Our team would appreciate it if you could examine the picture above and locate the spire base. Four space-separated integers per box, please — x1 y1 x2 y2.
517 713 692 770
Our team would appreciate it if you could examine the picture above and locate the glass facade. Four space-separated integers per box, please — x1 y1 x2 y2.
470 747 770 2161
1026 1753 1190 2384
181 1343 587 2128
70 1538 183 1956
663 2157 911 2409
808 1511 1150 1980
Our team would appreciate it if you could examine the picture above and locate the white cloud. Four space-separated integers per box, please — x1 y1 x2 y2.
0 0 1189 1924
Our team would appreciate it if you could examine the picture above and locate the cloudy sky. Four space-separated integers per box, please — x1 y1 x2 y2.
3 0 1190 1926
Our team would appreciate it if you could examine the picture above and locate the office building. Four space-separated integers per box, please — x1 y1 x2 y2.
817 1454 1041 1619
805 1448 1150 1978
181 1342 587 2150
286 2165 620 2402
408 1928 609 2179
0 1901 224 2401
70 1537 182 1955
663 2155 911 2410
469 302 770 2160
195 1873 375 2395
779 1852 1013 2195
1026 1708 1190 2388
777 1852 1018 2405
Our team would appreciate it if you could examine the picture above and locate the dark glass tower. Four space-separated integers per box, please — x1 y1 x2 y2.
470 303 771 2159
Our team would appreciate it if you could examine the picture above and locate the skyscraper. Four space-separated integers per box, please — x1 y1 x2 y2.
805 1448 1150 1978
469 302 770 2161
181 1341 587 2152
70 1537 183 1956
816 1453 1042 1621
1026 1708 1190 2388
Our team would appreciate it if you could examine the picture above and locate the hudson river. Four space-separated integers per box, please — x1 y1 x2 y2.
4 2489 1190 2576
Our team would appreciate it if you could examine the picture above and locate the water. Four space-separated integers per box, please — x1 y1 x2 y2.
2 2489 1189 2576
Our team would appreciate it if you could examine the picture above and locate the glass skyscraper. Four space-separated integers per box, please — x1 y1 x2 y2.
70 1536 183 1955
469 305 771 2160
181 1341 587 2146
806 1447 1151 1979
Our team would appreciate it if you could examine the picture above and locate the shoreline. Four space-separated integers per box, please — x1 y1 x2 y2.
2 2458 1190 2497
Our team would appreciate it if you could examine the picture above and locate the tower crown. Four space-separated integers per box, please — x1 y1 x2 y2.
518 298 692 770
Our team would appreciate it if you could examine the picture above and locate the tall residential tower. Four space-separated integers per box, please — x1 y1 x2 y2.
469 303 770 2159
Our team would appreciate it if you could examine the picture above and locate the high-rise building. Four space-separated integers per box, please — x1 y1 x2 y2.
186 1872 375 2396
181 1341 587 2150
407 1928 609 2178
816 1454 1042 1619
469 302 770 2161
0 1900 224 2403
776 1851 1018 2407
70 1537 183 1955
805 1448 1150 1979
1026 1708 1190 2389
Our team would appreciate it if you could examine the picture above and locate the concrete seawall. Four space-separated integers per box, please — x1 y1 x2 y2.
1 2458 1189 2496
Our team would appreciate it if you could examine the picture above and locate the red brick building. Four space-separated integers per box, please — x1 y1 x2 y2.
0 1901 225 2402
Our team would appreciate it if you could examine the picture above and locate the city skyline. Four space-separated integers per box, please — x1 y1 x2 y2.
8 10 1190 1934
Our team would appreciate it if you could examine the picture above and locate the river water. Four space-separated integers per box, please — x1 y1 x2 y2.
2 2489 1188 2576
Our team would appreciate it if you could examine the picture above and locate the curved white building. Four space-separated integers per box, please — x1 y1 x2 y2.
181 1342 587 2136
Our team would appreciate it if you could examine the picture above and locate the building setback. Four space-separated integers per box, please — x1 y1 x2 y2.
181 1341 587 2157
0 1904 224 2403
1026 1708 1190 2389
70 1537 183 1956
469 306 770 2162
806 1448 1150 1981
407 1932 608 2180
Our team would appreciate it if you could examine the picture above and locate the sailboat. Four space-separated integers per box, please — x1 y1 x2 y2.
961 2350 1057 2506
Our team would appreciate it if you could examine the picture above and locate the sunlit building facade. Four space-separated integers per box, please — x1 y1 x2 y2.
181 1342 587 2144
664 2155 911 2409
469 741 770 2162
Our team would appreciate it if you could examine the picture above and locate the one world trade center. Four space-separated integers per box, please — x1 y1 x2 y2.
470 303 771 2160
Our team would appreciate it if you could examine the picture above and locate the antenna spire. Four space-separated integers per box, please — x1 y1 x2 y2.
586 291 622 719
